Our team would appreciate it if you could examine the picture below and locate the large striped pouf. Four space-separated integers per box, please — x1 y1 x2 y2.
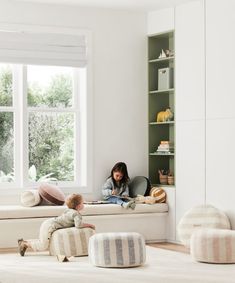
191 228 235 263
178 204 231 247
49 227 95 257
89 232 146 268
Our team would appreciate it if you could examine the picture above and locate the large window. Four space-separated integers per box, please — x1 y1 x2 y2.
0 63 87 188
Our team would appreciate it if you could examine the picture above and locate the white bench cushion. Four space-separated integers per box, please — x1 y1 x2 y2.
0 203 168 220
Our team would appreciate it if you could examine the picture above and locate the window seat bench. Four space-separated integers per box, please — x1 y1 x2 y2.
0 203 168 248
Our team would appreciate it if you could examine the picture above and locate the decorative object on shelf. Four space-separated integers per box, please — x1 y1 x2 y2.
156 141 174 154
158 67 174 90
134 194 155 204
156 107 174 122
158 49 166 59
158 169 168 185
167 172 174 185
165 49 174 57
134 187 166 204
150 187 166 203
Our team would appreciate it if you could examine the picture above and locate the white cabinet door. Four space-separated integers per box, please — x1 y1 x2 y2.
206 0 235 119
175 0 205 122
175 120 205 240
206 119 235 229
175 1 205 240
206 0 235 229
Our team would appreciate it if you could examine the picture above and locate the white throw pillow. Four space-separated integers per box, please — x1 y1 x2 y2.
20 190 42 207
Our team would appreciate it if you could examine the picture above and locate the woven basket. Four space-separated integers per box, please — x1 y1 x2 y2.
159 174 168 185
167 175 174 185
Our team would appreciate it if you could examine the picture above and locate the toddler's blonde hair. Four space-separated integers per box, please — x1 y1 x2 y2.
66 194 83 209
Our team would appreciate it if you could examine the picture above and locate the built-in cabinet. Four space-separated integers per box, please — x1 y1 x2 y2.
148 31 175 187
148 0 235 241
174 0 205 241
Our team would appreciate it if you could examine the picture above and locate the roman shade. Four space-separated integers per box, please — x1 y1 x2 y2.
0 27 87 67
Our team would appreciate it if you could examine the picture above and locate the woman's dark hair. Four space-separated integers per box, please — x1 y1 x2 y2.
109 162 130 188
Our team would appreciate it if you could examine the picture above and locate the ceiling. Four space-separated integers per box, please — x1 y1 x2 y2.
12 0 196 12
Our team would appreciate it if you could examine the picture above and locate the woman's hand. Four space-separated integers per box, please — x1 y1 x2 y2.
111 189 117 195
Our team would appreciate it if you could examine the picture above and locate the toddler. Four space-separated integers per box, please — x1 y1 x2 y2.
18 193 95 261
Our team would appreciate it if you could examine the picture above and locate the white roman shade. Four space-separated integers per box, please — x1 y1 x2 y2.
0 28 87 67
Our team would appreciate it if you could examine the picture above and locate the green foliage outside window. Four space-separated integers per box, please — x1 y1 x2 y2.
0 67 75 183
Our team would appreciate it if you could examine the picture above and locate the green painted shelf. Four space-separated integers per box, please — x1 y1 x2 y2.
149 88 174 94
149 56 174 63
151 184 176 188
149 152 174 156
149 121 174 125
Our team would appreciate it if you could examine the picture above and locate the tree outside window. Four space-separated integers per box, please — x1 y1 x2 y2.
0 64 83 185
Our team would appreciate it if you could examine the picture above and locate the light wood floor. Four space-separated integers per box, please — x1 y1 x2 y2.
147 242 189 254
0 242 189 254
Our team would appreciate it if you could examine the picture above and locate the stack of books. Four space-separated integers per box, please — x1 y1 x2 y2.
157 141 174 154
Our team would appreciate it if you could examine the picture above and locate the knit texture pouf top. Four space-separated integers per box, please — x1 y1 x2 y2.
178 204 231 247
89 232 146 268
191 228 235 263
49 227 95 257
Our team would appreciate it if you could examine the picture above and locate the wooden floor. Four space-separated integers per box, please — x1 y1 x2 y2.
0 247 18 254
0 242 189 254
147 242 189 254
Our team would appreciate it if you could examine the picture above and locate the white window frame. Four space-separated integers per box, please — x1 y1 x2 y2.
0 24 93 194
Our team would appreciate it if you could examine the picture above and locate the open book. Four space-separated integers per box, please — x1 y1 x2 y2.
84 200 110 205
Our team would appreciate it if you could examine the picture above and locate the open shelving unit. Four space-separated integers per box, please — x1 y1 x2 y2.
148 31 175 187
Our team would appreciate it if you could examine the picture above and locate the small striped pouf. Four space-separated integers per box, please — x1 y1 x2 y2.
191 228 235 263
49 227 95 257
89 232 146 268
178 204 231 247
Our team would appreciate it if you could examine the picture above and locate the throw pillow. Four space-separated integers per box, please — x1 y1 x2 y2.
38 183 65 205
129 176 151 197
150 187 166 203
20 189 42 207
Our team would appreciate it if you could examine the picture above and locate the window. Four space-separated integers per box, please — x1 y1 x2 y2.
0 63 88 189
0 64 14 183
0 25 91 192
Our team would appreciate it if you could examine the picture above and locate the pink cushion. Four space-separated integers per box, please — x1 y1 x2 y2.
38 183 65 205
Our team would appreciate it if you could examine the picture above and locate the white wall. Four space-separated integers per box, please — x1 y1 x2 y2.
0 1 147 202
148 8 174 35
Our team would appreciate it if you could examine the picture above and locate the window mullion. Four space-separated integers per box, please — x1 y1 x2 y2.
21 66 28 187
73 69 80 186
13 65 22 187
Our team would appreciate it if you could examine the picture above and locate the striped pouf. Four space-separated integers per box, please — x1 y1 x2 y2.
49 227 95 257
191 228 235 263
89 232 146 268
178 204 231 247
